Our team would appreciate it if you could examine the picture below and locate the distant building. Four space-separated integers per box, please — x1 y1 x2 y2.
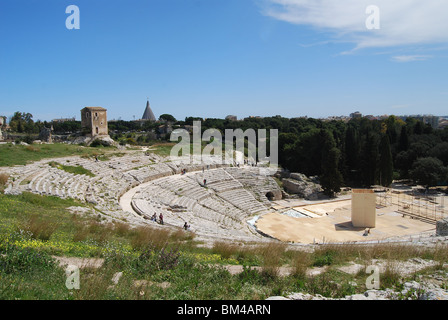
401 115 440 128
422 115 440 128
439 119 448 127
81 107 108 137
52 117 76 123
438 119 448 129
322 115 350 122
158 124 173 135
350 111 362 119
183 125 194 134
142 99 156 121
225 115 237 121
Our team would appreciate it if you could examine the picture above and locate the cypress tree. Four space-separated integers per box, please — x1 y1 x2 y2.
320 129 344 197
360 132 379 186
379 134 394 187
398 125 409 152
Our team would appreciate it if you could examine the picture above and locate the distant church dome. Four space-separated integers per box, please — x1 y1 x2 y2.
142 100 156 121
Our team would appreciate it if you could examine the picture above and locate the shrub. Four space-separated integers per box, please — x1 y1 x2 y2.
259 243 287 278
20 215 59 241
433 244 448 269
237 265 262 284
291 250 312 279
212 241 240 260
313 251 335 267
133 244 181 275
23 135 34 145
73 222 114 244
380 261 402 289
130 226 171 251
169 228 195 242
25 146 39 153
90 139 110 148
0 173 9 186
73 224 90 242
113 221 131 237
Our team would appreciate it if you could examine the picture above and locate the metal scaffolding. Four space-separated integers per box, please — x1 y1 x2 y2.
376 189 447 224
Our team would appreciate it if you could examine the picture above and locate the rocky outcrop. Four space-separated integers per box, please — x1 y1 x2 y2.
436 218 448 236
281 173 322 200
71 134 117 147
267 283 448 300
38 127 52 143
89 135 117 147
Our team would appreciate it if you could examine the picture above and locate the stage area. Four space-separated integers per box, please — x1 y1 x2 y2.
255 198 436 244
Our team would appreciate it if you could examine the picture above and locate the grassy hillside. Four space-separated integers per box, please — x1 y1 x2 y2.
1 192 447 300
0 143 117 167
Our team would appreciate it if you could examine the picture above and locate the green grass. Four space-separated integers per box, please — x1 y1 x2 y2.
150 142 223 158
0 192 447 300
149 143 176 157
0 143 116 167
48 161 95 177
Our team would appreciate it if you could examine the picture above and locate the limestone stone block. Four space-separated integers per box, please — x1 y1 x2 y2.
436 218 448 236
351 189 376 228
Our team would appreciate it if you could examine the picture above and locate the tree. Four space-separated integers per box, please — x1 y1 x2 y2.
319 129 343 197
398 126 409 152
9 111 35 133
359 132 379 186
378 134 394 187
344 125 361 185
278 132 299 170
430 142 448 166
184 117 203 126
293 129 323 175
409 157 447 188
159 114 177 123
414 121 424 135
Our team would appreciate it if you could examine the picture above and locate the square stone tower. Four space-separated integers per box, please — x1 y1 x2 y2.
81 107 108 137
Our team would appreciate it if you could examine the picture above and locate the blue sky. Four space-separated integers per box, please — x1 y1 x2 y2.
0 0 447 122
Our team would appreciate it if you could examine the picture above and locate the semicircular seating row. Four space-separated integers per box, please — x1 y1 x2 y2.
2 154 279 239
130 167 275 238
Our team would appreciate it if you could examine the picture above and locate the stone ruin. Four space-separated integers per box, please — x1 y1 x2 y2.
1 153 282 241
279 172 323 200
38 127 52 143
436 218 448 236
0 116 4 141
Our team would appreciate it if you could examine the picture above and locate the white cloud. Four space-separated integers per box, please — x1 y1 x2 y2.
261 0 448 51
391 55 432 63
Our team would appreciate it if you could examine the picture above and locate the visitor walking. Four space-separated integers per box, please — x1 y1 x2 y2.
159 213 164 225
